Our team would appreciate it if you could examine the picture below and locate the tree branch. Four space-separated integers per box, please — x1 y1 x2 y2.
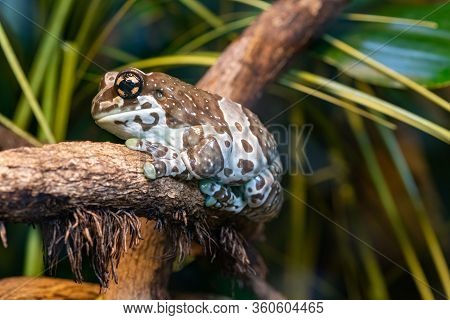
198 0 345 106
0 141 208 223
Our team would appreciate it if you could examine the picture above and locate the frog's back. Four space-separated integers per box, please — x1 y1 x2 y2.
149 73 280 173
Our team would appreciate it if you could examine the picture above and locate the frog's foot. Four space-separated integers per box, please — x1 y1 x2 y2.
243 168 283 221
199 180 245 213
142 157 188 179
126 138 187 179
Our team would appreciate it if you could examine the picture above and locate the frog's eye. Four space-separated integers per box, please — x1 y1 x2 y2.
155 88 166 101
114 70 143 99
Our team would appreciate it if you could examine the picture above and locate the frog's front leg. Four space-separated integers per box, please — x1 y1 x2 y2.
125 138 187 179
180 136 225 179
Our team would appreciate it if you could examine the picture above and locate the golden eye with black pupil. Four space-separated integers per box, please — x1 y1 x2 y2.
155 88 165 101
114 70 143 99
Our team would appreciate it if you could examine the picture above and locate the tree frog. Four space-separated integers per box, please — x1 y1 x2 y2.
92 68 283 221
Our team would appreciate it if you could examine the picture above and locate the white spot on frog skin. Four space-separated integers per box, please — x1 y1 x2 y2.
192 127 202 136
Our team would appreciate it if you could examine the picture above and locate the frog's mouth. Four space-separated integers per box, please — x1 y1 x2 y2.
95 109 146 125
95 110 160 140
93 109 135 122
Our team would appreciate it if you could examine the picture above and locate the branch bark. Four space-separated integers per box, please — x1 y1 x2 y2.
198 0 345 106
0 141 207 222
0 0 346 299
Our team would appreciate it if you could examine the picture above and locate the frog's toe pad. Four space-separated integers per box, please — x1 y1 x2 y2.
199 180 245 213
125 138 140 150
143 162 157 179
205 196 218 207
199 180 221 195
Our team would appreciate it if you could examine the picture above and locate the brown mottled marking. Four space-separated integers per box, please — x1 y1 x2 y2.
251 193 264 203
153 161 167 176
235 122 243 131
114 119 128 126
142 102 152 109
237 159 254 175
255 175 266 190
133 114 159 131
172 166 179 173
156 149 167 158
214 125 228 134
213 188 231 202
241 139 253 153
224 140 231 148
243 108 277 162
92 84 118 115
224 168 233 177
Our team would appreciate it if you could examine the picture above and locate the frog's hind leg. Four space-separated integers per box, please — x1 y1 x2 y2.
126 138 188 179
199 180 246 213
243 168 283 221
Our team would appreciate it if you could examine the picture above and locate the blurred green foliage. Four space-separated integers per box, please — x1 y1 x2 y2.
0 0 449 299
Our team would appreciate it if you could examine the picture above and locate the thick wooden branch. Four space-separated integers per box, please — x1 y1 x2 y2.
198 0 346 106
0 141 207 223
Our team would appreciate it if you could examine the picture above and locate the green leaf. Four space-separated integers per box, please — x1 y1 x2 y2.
0 22 56 143
12 0 74 129
179 0 224 28
346 112 434 299
321 34 450 112
315 4 450 89
288 70 450 143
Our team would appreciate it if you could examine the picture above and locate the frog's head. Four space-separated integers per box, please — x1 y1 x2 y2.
92 68 185 140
